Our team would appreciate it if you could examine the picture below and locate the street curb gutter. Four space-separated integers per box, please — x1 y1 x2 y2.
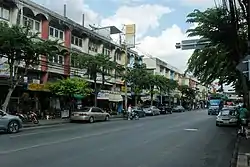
23 117 123 129
230 136 240 167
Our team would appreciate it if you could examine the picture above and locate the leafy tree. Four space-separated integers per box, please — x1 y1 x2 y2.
47 77 91 111
48 77 91 97
185 6 249 104
165 79 178 106
72 53 118 106
125 63 149 105
178 85 196 102
0 21 59 111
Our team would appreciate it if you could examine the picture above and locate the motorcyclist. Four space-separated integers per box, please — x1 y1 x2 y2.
238 104 249 134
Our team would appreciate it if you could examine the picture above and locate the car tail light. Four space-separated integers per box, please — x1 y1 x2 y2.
79 113 87 116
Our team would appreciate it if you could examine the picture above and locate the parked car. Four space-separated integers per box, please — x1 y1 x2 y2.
70 107 110 123
142 106 160 116
216 108 238 126
208 105 220 115
158 104 172 114
132 106 146 117
172 106 185 112
0 110 23 133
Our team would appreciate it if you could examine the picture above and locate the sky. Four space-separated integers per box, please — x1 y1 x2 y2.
32 0 216 72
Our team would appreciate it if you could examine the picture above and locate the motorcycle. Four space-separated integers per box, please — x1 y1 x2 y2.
16 111 39 124
238 118 248 137
128 111 139 120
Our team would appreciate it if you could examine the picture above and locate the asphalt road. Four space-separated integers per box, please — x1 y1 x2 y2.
0 110 237 167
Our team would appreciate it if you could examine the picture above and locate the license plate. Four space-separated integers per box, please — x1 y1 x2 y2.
223 120 229 124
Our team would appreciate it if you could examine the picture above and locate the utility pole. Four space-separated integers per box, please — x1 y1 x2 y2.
124 43 128 111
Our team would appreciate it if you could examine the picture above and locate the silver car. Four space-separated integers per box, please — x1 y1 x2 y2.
216 108 238 126
0 110 23 133
71 107 110 123
143 106 160 116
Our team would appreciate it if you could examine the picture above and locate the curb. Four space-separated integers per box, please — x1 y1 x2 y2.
230 135 240 167
23 117 123 129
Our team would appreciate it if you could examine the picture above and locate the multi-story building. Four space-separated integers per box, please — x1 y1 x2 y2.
0 0 142 112
143 57 182 82
143 57 183 104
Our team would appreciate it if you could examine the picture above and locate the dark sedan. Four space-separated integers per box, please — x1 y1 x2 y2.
158 105 173 114
132 106 146 118
172 105 185 112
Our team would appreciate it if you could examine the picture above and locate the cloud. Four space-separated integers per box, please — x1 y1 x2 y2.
101 4 173 38
33 0 193 72
33 0 100 26
179 0 215 7
137 24 194 72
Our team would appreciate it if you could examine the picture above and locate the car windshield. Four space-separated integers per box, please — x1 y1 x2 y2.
220 110 236 116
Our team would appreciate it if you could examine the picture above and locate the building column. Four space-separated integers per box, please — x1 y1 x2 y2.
64 28 71 76
41 19 49 83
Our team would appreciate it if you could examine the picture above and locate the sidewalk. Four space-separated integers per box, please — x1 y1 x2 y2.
23 115 123 128
235 127 250 167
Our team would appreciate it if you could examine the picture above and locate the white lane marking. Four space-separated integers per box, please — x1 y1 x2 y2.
184 128 198 131
0 124 144 155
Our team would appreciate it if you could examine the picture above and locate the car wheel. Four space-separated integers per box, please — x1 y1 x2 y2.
216 123 219 126
8 121 20 133
105 115 109 121
89 116 94 123
208 113 210 115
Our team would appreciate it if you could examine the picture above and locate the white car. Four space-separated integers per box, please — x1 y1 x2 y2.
216 109 238 126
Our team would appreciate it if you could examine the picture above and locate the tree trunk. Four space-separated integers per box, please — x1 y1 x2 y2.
150 86 153 106
168 89 171 106
134 94 137 106
94 77 98 107
2 88 14 111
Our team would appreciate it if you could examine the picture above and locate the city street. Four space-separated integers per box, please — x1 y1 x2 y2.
0 110 237 167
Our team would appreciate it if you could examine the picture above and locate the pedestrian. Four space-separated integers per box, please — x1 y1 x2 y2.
127 104 132 120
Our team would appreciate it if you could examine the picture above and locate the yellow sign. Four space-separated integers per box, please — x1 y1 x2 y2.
125 24 136 35
28 83 50 92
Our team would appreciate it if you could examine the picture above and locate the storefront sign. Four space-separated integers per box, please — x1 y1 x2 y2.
109 94 123 102
28 83 50 91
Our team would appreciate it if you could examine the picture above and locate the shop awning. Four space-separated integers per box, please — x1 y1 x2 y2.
109 94 123 102
74 94 84 99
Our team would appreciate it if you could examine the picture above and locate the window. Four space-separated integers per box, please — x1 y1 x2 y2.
103 48 111 56
55 29 58 38
71 35 83 47
59 31 64 40
49 27 64 40
89 42 98 52
35 21 40 31
91 107 101 113
48 55 53 62
0 7 10 20
23 16 28 27
116 54 121 61
2 8 10 20
49 27 54 36
48 55 64 65
59 55 64 64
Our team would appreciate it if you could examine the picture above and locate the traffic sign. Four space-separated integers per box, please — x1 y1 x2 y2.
236 55 250 79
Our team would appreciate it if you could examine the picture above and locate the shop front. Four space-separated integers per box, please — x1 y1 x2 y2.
97 90 123 114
